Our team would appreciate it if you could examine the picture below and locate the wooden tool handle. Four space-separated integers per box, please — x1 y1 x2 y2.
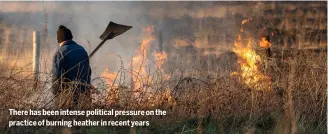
88 39 107 59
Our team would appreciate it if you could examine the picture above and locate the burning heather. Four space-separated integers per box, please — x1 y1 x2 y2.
131 25 155 92
259 36 271 49
154 51 167 71
98 25 172 106
100 68 119 105
100 68 118 87
0 1 326 133
232 19 271 90
130 25 172 106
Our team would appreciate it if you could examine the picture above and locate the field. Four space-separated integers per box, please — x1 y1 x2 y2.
0 1 327 134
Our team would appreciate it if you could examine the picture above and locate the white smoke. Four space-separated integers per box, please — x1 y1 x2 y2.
0 1 265 79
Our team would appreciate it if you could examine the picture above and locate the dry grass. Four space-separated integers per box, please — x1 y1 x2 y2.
0 50 326 133
0 1 326 133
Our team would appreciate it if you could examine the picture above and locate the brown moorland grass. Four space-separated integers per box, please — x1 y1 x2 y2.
0 50 326 134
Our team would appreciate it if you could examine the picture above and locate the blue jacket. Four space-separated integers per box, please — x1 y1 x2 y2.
51 40 91 94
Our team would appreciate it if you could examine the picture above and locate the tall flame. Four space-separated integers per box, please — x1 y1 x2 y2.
130 25 173 106
131 26 155 90
100 25 172 106
232 19 271 90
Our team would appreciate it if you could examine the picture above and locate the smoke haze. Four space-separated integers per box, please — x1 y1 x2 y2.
0 1 326 79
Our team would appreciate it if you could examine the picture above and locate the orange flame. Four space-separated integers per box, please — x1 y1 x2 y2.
232 20 271 90
242 18 251 25
154 51 167 70
100 25 172 106
100 69 119 105
240 18 251 32
131 26 155 91
130 25 173 106
100 68 118 86
259 37 271 49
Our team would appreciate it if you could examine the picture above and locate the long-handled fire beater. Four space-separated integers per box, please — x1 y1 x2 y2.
88 21 132 59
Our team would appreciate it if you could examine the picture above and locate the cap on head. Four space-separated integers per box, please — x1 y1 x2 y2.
57 25 73 43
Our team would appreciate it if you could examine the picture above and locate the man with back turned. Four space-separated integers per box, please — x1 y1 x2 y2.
51 25 92 109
